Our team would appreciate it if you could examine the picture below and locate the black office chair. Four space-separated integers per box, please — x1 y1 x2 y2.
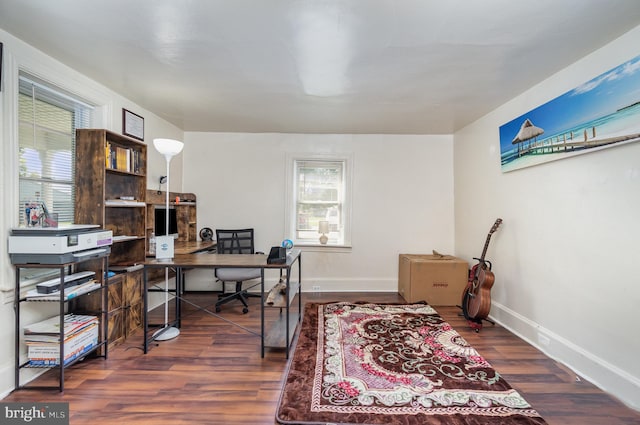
214 229 262 314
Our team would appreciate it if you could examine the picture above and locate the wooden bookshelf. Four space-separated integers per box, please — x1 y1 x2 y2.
146 190 198 251
145 190 200 284
75 129 147 348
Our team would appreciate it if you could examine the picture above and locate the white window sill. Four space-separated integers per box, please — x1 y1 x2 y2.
294 243 352 253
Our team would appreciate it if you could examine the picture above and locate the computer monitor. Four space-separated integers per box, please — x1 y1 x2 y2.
154 207 179 238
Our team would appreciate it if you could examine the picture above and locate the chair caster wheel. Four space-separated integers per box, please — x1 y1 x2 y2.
242 307 249 314
215 306 221 313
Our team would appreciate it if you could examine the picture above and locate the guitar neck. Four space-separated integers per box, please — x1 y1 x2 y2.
479 235 492 263
477 218 502 264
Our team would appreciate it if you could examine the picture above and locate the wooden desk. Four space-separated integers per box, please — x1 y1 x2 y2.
145 240 216 302
173 240 216 255
143 249 302 357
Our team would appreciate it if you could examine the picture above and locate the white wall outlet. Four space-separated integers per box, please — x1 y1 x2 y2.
312 285 321 292
537 333 551 346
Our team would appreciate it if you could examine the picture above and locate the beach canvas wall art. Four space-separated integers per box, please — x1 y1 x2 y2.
499 53 640 172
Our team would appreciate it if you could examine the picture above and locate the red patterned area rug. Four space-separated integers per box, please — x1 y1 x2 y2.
276 302 547 425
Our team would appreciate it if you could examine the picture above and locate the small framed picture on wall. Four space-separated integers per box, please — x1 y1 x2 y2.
122 108 144 141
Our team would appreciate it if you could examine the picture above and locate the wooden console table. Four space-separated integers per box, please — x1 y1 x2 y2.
143 249 302 357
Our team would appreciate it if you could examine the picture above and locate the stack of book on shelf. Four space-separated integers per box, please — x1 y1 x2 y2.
105 142 142 173
24 314 100 366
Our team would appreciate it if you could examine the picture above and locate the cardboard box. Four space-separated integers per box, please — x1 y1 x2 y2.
398 254 468 305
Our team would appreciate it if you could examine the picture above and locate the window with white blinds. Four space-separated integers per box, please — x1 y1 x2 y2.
287 155 353 247
17 75 93 226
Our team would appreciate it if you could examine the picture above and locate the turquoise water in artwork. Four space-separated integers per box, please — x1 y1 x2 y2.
500 102 640 165
499 54 640 170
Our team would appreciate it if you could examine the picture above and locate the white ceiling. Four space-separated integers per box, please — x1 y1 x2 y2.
1 1 639 134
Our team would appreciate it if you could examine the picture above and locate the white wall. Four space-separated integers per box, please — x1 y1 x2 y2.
454 26 640 410
182 132 455 292
0 28 184 397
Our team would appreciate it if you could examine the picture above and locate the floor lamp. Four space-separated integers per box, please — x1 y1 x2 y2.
152 138 184 341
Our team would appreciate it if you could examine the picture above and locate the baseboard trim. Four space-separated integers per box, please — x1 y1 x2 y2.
299 278 397 293
0 358 49 399
489 301 640 411
184 272 399 294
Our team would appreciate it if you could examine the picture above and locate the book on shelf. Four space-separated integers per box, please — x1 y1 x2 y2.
105 142 111 168
28 343 97 367
107 143 116 170
116 146 128 171
24 313 98 336
24 334 62 343
28 343 98 366
106 143 142 173
25 321 99 344
27 324 99 366
131 149 142 174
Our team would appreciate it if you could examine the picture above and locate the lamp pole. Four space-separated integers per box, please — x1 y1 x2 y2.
152 138 184 341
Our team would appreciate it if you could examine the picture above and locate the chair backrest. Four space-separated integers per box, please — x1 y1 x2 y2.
215 229 255 255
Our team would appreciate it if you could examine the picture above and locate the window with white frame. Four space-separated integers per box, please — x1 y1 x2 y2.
16 74 93 284
17 74 93 227
286 154 352 247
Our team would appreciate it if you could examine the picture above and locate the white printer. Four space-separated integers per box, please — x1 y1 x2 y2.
9 225 112 264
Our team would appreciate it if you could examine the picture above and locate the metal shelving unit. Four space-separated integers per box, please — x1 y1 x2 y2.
13 252 109 392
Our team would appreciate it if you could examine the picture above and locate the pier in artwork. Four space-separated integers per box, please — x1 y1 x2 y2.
513 129 640 158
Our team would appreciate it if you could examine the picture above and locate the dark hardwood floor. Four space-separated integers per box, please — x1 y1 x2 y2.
5 292 639 424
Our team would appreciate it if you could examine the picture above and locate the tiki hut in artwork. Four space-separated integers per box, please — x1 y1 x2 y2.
512 118 544 157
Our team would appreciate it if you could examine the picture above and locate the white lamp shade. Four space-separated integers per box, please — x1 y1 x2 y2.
153 138 184 158
318 220 330 234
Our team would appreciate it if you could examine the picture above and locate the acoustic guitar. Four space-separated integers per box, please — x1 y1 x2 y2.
463 218 502 323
